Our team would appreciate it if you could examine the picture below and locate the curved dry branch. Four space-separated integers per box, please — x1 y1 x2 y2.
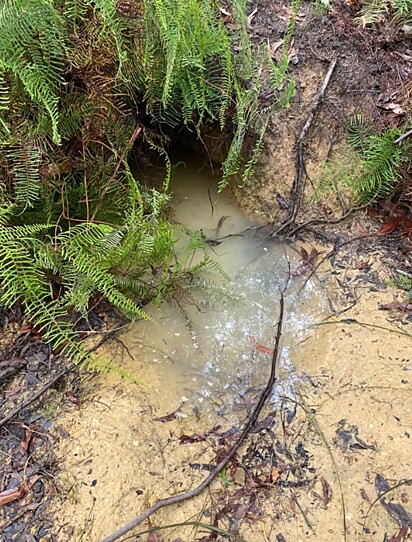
100 291 287 542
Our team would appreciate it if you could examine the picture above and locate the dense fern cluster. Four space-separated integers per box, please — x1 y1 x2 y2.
0 0 299 367
356 0 412 26
0 0 66 144
318 116 412 203
135 0 299 189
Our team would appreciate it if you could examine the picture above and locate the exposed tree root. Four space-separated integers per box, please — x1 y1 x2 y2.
285 204 368 238
271 57 338 237
100 290 287 542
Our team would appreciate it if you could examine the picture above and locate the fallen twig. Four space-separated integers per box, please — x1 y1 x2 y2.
296 233 369 296
298 390 347 542
0 328 121 430
313 317 412 339
0 357 27 382
100 291 286 542
285 204 368 238
0 365 74 430
394 128 412 146
361 476 412 542
272 58 337 237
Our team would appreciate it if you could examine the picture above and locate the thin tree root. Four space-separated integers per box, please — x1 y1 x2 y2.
100 291 287 542
272 57 338 237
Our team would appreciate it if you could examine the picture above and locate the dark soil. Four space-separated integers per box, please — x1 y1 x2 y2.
227 0 411 225
0 328 74 542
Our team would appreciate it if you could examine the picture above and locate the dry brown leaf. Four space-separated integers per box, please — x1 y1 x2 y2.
380 102 405 115
219 6 232 24
288 46 297 61
379 301 412 312
387 525 411 542
270 39 284 53
321 476 333 505
376 220 399 236
271 467 282 483
147 531 161 542
21 429 34 453
357 223 371 237
0 486 28 507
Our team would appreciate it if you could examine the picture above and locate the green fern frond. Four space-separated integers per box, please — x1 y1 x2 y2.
87 0 130 68
59 224 153 320
0 71 10 143
241 112 270 185
190 275 244 306
356 0 412 25
347 114 373 151
357 129 408 201
0 0 67 144
83 356 143 384
8 143 42 209
318 124 412 203
230 0 254 80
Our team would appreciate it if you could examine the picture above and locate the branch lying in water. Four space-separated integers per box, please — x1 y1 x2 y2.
100 291 286 542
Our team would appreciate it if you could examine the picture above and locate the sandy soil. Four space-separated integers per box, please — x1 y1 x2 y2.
50 4 412 530
51 248 412 542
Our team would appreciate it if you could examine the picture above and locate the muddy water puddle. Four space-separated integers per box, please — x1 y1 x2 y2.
52 160 412 542
120 159 328 419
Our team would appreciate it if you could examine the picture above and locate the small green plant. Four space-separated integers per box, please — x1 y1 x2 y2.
355 0 412 26
219 466 232 486
387 272 412 300
318 115 412 203
312 0 332 14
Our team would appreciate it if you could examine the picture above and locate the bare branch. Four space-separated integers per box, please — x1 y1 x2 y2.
100 290 287 542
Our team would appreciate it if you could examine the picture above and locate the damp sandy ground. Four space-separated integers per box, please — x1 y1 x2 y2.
52 278 412 542
53 166 412 542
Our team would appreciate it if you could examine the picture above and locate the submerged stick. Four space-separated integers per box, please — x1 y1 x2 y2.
272 58 337 237
100 292 286 542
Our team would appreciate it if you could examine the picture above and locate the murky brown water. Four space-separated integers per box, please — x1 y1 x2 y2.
121 159 328 419
53 159 412 542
